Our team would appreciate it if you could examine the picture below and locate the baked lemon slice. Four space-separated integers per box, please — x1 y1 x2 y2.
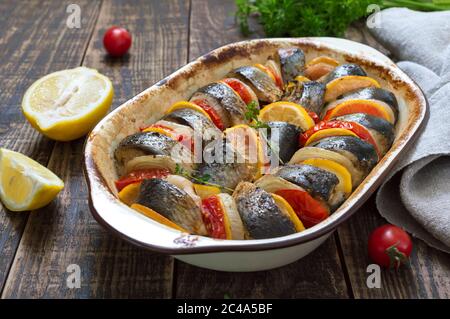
258 101 315 131
0 148 64 212
22 67 113 141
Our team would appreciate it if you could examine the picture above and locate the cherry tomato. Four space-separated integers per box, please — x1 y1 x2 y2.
115 168 169 191
103 26 132 57
368 224 413 269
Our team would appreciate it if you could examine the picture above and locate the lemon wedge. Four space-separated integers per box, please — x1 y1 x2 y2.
0 148 64 211
22 67 113 141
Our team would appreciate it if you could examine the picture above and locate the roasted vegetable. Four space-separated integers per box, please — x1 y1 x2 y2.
229 66 282 103
233 182 297 239
258 101 315 131
115 167 170 192
278 47 305 83
201 193 245 239
221 78 259 106
310 135 378 177
137 178 207 235
271 193 305 231
131 203 188 232
265 59 284 88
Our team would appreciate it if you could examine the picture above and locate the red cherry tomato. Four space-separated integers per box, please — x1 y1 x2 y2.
368 224 413 269
103 26 132 57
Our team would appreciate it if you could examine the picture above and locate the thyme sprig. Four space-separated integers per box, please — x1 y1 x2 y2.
175 164 234 193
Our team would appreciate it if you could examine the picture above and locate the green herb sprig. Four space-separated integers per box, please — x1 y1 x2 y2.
236 0 450 38
244 101 284 165
175 164 234 193
245 101 269 129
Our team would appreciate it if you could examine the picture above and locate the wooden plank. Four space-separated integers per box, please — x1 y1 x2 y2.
338 195 450 298
2 0 190 298
174 0 349 298
340 22 450 299
0 0 101 293
175 236 348 298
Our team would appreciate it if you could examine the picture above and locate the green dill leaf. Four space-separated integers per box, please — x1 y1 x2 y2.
197 174 211 183
245 101 260 121
174 163 184 175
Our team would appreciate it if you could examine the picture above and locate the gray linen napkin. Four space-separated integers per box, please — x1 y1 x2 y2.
368 8 450 253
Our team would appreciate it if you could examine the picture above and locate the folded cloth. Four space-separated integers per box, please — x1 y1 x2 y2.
368 8 450 253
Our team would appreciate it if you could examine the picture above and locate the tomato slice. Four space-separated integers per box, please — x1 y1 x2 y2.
308 111 320 124
299 120 380 157
177 134 194 152
255 63 282 89
275 189 329 228
115 169 170 191
323 102 389 122
222 78 254 105
191 99 225 130
265 63 284 89
201 195 227 239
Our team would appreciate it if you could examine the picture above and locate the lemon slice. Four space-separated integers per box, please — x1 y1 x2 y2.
118 182 141 206
0 148 64 211
305 128 358 146
22 67 113 141
294 75 311 83
258 101 315 131
193 184 221 199
302 158 352 196
166 101 212 120
271 193 305 232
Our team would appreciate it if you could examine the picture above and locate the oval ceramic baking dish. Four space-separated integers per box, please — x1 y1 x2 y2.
84 38 427 271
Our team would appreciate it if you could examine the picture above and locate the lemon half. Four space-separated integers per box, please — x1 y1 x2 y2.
0 148 64 211
22 67 113 141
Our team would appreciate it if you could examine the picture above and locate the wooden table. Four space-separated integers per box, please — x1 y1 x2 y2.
0 0 449 299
